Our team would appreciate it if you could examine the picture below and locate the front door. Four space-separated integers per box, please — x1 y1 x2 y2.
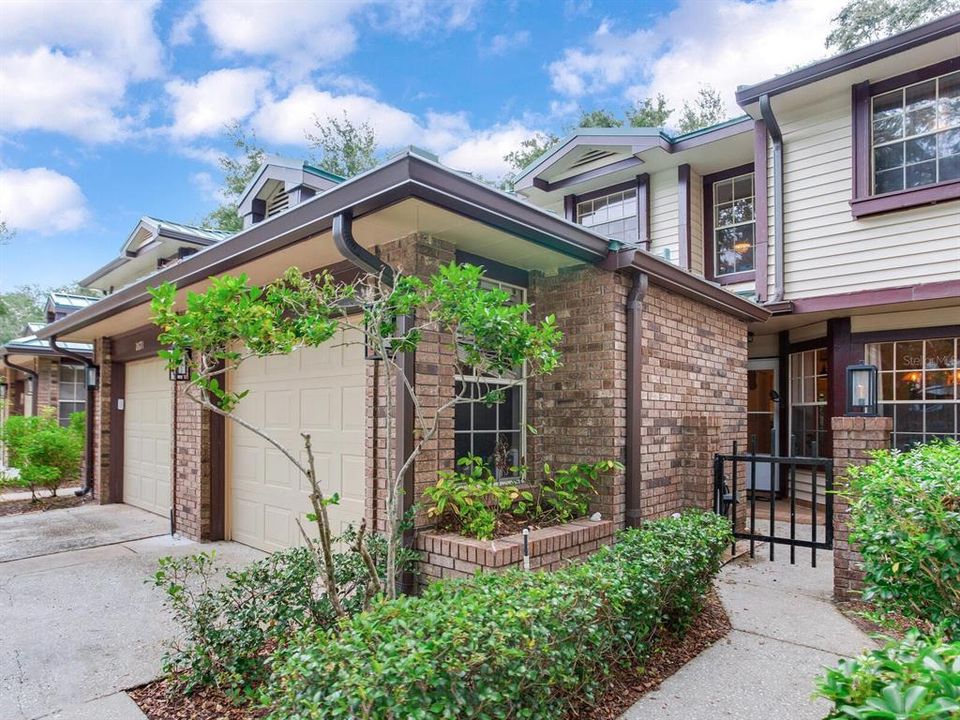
747 359 779 492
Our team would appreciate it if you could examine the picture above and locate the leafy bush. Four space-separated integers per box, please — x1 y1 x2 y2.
424 454 531 539
842 440 960 637
424 455 621 539
539 459 623 523
152 529 414 699
263 511 731 719
0 411 84 499
815 631 960 719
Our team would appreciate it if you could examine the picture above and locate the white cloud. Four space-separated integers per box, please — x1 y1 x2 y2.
196 0 479 75
0 48 131 142
166 68 271 138
0 168 90 234
190 171 227 203
483 30 531 57
549 0 844 117
0 0 163 142
442 123 541 179
251 83 539 180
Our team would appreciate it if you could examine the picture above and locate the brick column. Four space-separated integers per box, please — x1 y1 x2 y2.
831 416 892 602
681 415 723 511
93 338 118 503
172 382 215 541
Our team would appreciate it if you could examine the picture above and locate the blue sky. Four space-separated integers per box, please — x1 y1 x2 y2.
0 0 843 292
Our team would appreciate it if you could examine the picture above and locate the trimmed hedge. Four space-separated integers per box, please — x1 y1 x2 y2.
263 511 732 720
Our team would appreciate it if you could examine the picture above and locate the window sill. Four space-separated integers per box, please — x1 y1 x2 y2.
710 270 756 286
850 179 960 219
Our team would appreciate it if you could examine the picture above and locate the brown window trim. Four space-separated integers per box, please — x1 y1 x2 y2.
702 162 756 285
565 174 650 249
850 57 960 219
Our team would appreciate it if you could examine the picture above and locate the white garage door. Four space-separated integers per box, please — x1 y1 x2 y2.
123 357 172 516
230 330 366 552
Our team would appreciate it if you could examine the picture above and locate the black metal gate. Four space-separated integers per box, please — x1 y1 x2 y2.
713 441 834 567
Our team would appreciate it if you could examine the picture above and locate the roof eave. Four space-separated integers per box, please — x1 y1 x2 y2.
735 12 960 105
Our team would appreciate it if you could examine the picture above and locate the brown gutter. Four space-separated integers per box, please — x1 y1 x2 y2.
759 95 785 302
624 270 648 527
2 356 38 415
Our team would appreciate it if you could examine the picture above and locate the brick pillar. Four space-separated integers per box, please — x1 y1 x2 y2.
36 358 59 416
831 416 892 602
172 382 214 541
681 415 723 511
529 265 628 528
93 338 118 503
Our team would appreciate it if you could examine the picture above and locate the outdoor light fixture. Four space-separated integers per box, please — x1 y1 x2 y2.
85 365 99 390
168 350 192 382
845 364 878 416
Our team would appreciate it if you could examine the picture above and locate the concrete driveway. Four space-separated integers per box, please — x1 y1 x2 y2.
0 504 264 719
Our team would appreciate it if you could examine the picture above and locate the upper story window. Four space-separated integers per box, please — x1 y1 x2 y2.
712 172 755 277
852 61 960 218
872 70 960 194
58 362 85 427
576 188 638 245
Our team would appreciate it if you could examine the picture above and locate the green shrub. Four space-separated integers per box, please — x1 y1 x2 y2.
0 411 84 499
262 510 732 720
152 529 413 699
815 631 960 719
539 459 623 523
424 454 531 540
842 440 960 637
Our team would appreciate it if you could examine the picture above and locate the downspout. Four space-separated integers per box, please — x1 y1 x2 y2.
625 270 648 528
759 94 785 303
331 211 416 593
2 355 38 416
49 337 96 497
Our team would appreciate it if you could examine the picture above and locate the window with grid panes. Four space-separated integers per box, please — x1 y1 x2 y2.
789 349 828 457
58 362 85 427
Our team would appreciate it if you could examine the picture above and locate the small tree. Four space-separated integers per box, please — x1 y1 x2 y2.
678 85 728 133
626 94 674 128
150 263 561 602
0 411 84 500
306 112 378 179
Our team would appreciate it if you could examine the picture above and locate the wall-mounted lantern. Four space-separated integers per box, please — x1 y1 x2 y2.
168 350 192 382
85 365 99 390
846 364 878 416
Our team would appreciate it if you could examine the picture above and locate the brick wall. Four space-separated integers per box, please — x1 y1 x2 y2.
528 266 629 527
92 338 117 502
365 234 457 533
832 415 892 602
172 382 214 541
36 357 59 414
417 518 615 584
639 285 748 518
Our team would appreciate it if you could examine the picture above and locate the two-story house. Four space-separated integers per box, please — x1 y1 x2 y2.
514 13 959 501
27 15 957 552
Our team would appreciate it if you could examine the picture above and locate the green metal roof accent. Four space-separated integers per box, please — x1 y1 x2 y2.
669 115 752 142
302 163 345 183
142 216 233 242
3 333 92 354
49 292 99 310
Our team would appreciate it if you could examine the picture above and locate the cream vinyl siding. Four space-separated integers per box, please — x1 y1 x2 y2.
778 93 960 299
648 169 679 263
689 169 705 276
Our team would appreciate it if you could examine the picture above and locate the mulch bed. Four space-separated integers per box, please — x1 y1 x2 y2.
0 493 87 517
569 588 731 719
129 589 730 719
835 600 934 640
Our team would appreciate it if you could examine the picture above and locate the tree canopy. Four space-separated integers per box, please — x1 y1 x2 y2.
826 0 958 51
677 86 727 134
306 112 379 179
202 122 265 233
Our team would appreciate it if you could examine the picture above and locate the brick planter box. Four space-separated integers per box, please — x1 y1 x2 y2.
416 518 615 584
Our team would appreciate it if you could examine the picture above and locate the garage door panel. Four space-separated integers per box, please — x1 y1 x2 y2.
230 330 365 553
123 357 172 517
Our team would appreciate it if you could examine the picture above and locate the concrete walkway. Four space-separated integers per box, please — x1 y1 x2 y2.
0 504 264 719
622 550 875 719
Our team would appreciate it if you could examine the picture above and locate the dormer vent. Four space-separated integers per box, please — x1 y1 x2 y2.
265 184 290 218
569 148 616 170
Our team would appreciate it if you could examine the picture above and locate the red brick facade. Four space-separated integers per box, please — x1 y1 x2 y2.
172 382 215 541
638 285 748 518
831 416 892 602
92 338 117 502
529 266 629 526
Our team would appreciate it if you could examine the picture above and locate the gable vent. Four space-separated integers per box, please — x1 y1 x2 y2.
569 148 616 170
265 185 290 218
